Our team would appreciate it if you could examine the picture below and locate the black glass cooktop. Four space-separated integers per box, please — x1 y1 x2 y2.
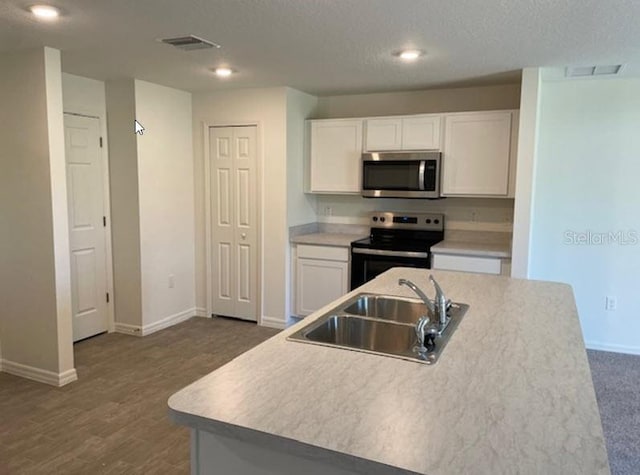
351 228 444 252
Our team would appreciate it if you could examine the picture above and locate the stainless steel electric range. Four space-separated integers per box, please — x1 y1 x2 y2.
350 211 445 290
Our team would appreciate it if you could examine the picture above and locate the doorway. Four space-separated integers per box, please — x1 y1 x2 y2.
64 113 111 341
207 126 260 322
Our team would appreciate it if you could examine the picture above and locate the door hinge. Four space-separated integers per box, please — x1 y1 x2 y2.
103 216 107 227
99 137 103 148
106 292 110 303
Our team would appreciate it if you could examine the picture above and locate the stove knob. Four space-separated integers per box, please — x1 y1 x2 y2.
434 219 440 224
372 216 378 222
426 219 432 224
380 217 386 223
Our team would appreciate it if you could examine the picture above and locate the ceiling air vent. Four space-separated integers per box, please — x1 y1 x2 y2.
566 64 624 77
160 35 221 51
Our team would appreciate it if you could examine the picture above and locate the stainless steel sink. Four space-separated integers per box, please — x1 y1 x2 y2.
288 293 469 364
303 315 417 357
341 294 427 324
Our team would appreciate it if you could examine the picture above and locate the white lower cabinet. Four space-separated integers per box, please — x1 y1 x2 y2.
294 245 349 317
432 254 504 275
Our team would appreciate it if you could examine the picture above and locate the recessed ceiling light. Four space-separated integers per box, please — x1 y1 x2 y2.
30 4 60 19
398 50 424 61
214 67 234 78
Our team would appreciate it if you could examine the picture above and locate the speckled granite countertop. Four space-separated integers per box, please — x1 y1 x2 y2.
290 232 367 247
430 240 511 258
168 268 609 474
431 231 512 258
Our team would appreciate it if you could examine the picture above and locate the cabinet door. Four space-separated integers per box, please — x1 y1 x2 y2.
402 115 441 150
364 118 402 151
442 111 513 196
296 258 349 316
309 120 363 193
432 254 502 275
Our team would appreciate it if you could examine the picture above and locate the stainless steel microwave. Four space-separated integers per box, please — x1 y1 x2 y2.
361 151 442 199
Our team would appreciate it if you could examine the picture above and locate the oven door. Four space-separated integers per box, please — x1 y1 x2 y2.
350 248 430 290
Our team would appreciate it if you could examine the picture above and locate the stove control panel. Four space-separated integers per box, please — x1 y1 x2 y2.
370 211 444 231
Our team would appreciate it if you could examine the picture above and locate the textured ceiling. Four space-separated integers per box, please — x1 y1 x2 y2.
1 0 639 95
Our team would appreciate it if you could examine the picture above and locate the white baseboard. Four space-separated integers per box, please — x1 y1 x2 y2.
142 308 195 335
114 322 143 336
0 359 78 387
585 341 640 356
114 307 197 337
259 316 287 330
195 307 209 318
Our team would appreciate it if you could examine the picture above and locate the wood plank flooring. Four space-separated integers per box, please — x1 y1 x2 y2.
2 318 637 474
0 317 279 474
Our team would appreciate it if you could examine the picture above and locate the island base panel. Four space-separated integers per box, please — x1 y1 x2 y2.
191 429 415 475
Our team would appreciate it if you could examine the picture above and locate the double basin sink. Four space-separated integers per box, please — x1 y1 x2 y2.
288 293 469 364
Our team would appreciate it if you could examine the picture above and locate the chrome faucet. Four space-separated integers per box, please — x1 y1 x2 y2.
414 315 438 355
397 278 435 314
429 275 450 326
398 275 450 326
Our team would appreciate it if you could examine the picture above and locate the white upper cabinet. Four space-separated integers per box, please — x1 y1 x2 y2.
364 115 441 151
306 110 518 197
401 116 441 150
308 119 363 193
364 118 402 150
441 111 516 197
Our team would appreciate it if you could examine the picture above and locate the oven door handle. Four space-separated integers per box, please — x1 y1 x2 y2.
351 248 429 259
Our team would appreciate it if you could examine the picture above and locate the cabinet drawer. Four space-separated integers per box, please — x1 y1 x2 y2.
296 244 349 262
432 254 501 275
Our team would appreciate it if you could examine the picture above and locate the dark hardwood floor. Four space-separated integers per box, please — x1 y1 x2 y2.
0 317 279 474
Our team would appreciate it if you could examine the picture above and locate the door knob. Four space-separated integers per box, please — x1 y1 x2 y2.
241 233 247 240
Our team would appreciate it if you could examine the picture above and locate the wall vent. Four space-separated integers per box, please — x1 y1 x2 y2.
160 35 221 51
566 64 623 77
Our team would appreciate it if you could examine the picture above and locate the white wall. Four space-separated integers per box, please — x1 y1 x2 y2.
134 80 196 327
511 68 542 278
312 84 521 230
315 196 514 232
530 76 640 354
285 89 319 319
44 48 74 377
315 84 521 118
287 89 319 227
0 47 75 385
192 87 289 325
105 79 196 332
105 80 143 328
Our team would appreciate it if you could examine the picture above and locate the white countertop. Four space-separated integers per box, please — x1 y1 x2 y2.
168 268 609 474
290 232 367 247
430 239 511 258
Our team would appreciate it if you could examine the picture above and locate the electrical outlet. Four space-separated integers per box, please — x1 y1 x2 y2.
168 274 175 289
324 206 333 216
471 210 477 222
605 296 617 311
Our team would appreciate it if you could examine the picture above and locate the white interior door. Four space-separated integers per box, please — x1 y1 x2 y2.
210 126 258 321
64 114 109 341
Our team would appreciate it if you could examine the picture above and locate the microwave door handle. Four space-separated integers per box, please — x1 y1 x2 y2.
418 161 426 191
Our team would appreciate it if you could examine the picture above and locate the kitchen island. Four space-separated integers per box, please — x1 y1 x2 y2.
168 268 610 474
